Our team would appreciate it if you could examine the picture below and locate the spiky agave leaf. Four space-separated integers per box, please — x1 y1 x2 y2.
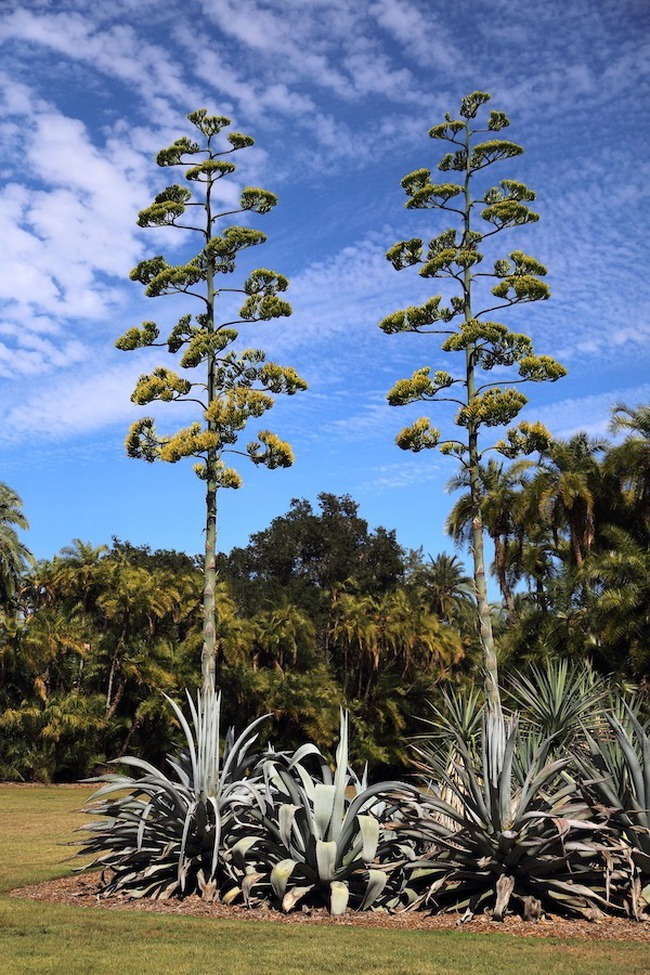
408 704 615 920
232 710 420 914
574 703 650 917
74 689 269 900
507 659 608 748
411 686 486 834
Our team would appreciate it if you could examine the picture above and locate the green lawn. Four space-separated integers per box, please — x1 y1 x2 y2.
1 784 649 975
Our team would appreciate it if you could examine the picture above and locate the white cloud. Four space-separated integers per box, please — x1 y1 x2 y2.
0 0 646 455
197 0 353 98
0 81 151 326
523 384 650 440
324 401 397 442
369 0 460 69
0 327 87 379
279 229 432 350
358 456 444 491
0 8 197 111
197 0 426 109
0 364 139 443
0 349 203 443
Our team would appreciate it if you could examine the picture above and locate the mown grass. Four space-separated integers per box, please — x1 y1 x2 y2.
2 784 649 975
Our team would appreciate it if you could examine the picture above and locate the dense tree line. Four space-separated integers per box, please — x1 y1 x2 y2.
468 403 650 680
0 404 647 781
0 493 471 780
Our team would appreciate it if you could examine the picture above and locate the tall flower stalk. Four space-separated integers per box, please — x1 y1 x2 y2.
116 110 307 691
379 91 565 707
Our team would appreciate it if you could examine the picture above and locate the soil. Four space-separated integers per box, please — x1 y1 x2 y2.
10 872 650 942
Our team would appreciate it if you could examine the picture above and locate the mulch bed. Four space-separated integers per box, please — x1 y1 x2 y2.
10 872 650 942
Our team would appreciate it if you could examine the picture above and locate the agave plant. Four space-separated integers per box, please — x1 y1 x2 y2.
574 704 650 918
412 686 484 836
407 704 614 920
418 685 484 755
75 688 268 900
506 659 608 747
231 711 419 914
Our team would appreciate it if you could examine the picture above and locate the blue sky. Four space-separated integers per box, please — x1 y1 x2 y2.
0 0 648 569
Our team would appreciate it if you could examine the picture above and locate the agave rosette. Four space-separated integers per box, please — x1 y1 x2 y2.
75 688 268 900
232 711 419 914
574 704 650 918
407 705 614 920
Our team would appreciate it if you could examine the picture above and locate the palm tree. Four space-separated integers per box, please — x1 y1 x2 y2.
583 525 650 677
520 434 605 570
606 403 650 533
507 531 557 610
375 588 463 683
50 539 110 628
251 603 316 672
19 608 90 699
446 460 531 615
410 552 475 624
329 591 379 697
97 563 181 716
0 483 33 609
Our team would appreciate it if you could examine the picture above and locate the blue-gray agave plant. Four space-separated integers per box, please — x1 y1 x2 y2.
231 711 419 914
75 689 268 900
574 704 650 918
407 704 614 920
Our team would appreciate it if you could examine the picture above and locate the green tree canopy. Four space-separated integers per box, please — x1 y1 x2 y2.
223 493 405 615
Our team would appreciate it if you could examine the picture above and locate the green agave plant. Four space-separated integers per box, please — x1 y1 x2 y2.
507 659 608 747
417 685 484 755
75 688 268 900
232 711 419 914
412 686 485 837
408 704 614 920
574 704 650 918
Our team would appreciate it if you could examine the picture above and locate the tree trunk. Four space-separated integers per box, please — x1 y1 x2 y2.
117 714 142 757
106 654 118 713
202 471 218 694
493 874 515 920
470 457 501 711
106 679 125 722
201 182 218 697
493 534 517 617
463 134 501 714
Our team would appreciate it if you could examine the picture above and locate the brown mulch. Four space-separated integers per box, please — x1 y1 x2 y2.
10 872 650 942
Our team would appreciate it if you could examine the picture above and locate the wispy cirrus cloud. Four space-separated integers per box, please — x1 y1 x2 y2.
0 0 644 561
0 363 141 444
358 456 445 492
369 0 460 69
0 7 197 114
522 384 650 440
0 0 646 454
